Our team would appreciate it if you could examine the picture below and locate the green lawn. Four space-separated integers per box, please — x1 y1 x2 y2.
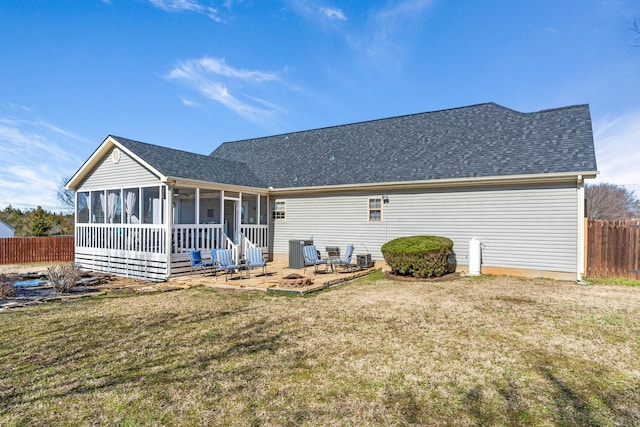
1 273 639 426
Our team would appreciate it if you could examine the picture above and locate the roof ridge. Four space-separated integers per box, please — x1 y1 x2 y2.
216 102 510 147
537 104 589 113
111 135 214 158
216 102 589 149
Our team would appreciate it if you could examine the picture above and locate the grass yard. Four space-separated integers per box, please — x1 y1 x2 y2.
1 272 639 426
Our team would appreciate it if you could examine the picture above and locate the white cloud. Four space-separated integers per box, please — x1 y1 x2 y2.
284 0 433 72
148 0 223 22
167 56 285 123
320 7 346 21
592 110 640 195
284 1 347 23
355 0 433 61
179 96 200 108
0 108 91 211
170 57 280 83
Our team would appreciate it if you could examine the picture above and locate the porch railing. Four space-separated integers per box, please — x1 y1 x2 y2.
240 232 255 258
240 225 269 249
171 224 225 254
222 234 239 263
76 224 166 253
75 223 268 261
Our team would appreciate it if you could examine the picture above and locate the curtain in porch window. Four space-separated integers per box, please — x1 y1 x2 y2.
124 189 138 224
106 192 118 223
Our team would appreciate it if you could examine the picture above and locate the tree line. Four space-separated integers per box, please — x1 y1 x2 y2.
0 205 74 237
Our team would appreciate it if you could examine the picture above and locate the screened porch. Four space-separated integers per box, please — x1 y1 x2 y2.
74 184 270 280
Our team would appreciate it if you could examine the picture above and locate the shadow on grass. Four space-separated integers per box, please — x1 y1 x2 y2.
0 302 303 416
540 366 640 426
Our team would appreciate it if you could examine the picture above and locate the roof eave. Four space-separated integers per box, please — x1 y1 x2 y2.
268 171 600 196
167 177 270 194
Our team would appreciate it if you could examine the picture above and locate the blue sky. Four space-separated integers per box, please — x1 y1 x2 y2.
1 0 639 211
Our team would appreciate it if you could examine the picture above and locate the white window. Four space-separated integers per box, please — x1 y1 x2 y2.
273 200 286 220
368 197 382 221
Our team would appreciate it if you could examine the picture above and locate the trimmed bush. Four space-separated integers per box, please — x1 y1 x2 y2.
381 236 454 278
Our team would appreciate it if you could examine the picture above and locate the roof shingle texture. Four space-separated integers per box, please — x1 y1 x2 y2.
210 103 597 188
112 136 265 188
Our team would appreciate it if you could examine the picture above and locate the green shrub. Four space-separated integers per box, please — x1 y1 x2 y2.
381 236 454 278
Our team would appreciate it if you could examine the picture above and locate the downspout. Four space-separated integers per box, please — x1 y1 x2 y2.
576 175 585 282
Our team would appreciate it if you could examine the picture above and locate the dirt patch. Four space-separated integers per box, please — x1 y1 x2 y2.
384 271 462 282
0 270 163 310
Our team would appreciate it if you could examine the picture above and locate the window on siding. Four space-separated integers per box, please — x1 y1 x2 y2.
368 197 382 221
272 200 286 220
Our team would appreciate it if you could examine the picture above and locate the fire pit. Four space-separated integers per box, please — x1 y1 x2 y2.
278 274 312 288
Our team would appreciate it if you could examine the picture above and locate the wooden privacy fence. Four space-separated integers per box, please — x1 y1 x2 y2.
586 220 640 279
0 236 75 264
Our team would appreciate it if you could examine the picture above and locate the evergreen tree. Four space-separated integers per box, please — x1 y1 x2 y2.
29 206 52 237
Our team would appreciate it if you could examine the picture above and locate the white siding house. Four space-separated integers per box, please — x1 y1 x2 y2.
66 102 598 281
0 219 14 238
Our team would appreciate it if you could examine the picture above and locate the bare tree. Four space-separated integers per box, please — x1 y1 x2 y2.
586 183 640 220
57 176 75 211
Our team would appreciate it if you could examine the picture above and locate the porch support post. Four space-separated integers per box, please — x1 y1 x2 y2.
74 191 78 260
166 183 173 278
237 192 243 264
195 187 200 225
256 195 260 227
219 191 225 247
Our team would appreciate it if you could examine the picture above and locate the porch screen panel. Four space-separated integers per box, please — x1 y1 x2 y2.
259 196 268 225
77 192 89 223
107 190 122 223
244 194 258 224
91 190 104 223
124 188 139 224
143 187 164 224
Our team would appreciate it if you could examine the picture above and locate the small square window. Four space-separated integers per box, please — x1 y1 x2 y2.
273 200 286 220
368 197 382 221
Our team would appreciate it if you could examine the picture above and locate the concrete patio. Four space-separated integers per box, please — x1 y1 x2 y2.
168 259 382 294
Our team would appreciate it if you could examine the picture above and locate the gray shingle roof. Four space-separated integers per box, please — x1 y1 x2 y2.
112 136 265 188
210 103 597 188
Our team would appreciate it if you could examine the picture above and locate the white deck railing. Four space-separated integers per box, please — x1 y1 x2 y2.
171 224 225 254
240 225 269 249
76 224 167 253
222 234 239 263
75 223 268 260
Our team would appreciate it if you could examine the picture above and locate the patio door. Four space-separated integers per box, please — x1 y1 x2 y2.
223 197 241 244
